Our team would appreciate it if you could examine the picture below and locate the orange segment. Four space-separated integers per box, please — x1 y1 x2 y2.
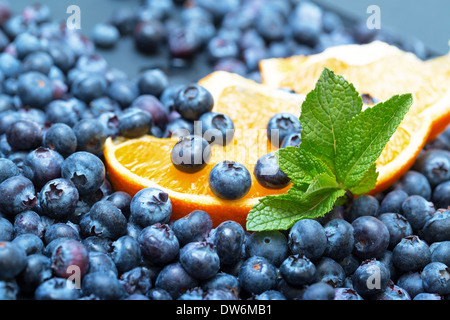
104 72 305 227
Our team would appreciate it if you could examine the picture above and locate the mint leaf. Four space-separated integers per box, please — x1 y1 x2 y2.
348 163 378 195
335 94 413 188
299 67 363 174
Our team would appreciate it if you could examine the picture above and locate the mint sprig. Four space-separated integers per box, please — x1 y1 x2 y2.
246 68 413 231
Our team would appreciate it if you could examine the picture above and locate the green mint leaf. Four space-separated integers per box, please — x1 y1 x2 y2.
276 146 334 187
335 94 413 188
299 67 363 174
348 163 378 195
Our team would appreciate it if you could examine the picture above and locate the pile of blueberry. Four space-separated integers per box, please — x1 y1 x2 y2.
0 0 448 301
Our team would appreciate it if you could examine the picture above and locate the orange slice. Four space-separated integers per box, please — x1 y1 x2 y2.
104 72 305 227
260 41 450 140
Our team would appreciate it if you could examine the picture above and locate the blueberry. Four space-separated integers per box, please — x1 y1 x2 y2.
338 254 360 276
314 257 346 288
197 112 234 146
180 241 220 280
289 2 323 47
254 153 290 189
209 161 252 200
206 36 239 63
238 256 277 295
119 267 153 296
46 42 76 73
213 220 245 266
0 158 20 184
146 287 173 300
380 189 408 214
73 119 108 155
86 200 127 240
351 216 390 260
171 135 211 173
129 188 172 228
431 241 450 266
352 259 391 298
81 271 126 300
110 235 141 273
255 8 285 43
12 211 45 240
61 151 105 197
16 253 52 295
288 218 327 260
421 262 450 295
91 23 120 48
71 72 107 103
174 84 214 121
82 236 112 255
0 175 37 217
118 107 153 139
202 272 240 294
44 223 80 245
379 213 413 249
394 170 432 200
6 119 42 151
0 52 22 78
0 241 27 280
413 149 450 187
280 254 316 286
17 71 53 109
396 271 425 299
12 234 44 256
413 292 443 300
164 118 194 138
421 209 450 243
333 287 364 300
106 191 132 219
35 277 82 300
86 252 118 276
302 282 335 300
45 100 82 128
168 26 201 59
43 123 78 158
50 239 89 281
346 195 380 222
22 147 64 190
137 69 169 98
155 262 198 299
267 112 302 147
107 80 139 109
171 210 213 246
138 223 179 266
281 132 302 148
178 287 204 300
392 235 431 272
322 219 355 260
401 195 435 231
0 217 13 242
133 20 165 54
432 180 450 209
244 230 289 267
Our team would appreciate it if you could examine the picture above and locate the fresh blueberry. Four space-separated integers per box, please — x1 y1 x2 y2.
394 170 432 200
86 200 127 240
0 241 28 280
0 217 13 242
174 84 214 121
392 235 431 272
337 254 360 276
197 112 234 146
61 151 105 197
254 153 290 189
302 282 335 300
253 290 286 300
106 191 132 219
35 277 82 300
171 135 211 173
12 233 44 256
333 287 364 300
86 251 118 277
43 123 78 158
346 195 380 222
44 223 80 245
133 20 165 54
0 158 20 184
213 220 245 266
380 189 408 214
432 180 450 210
178 287 204 300
155 262 198 299
6 119 42 151
352 259 391 298
16 253 52 295
238 256 278 295
13 210 45 239
17 71 53 109
396 271 425 299
71 72 107 103
322 219 355 261
164 118 194 138
280 254 316 286
244 230 289 267
0 52 22 78
288 218 327 260
0 175 37 217
91 23 120 48
110 235 141 273
137 69 169 98
180 241 220 280
22 51 53 75
171 210 213 246
289 2 323 47
107 80 139 109
431 241 450 266
281 132 302 148
130 93 170 130
118 107 153 139
202 272 240 294
379 213 413 249
421 262 450 295
374 283 411 300
209 161 252 200
45 100 81 128
119 266 153 296
267 112 302 147
22 147 64 190
138 223 179 266
146 287 173 300
413 292 443 300
401 195 435 231
206 36 239 63
421 209 450 243
168 26 201 59
81 271 126 300
73 119 108 155
129 188 172 228
314 257 346 288
413 149 450 187
351 216 390 260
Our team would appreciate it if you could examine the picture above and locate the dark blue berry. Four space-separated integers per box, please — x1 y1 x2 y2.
129 188 172 228
44 223 80 245
0 175 37 217
0 158 20 184
421 209 450 243
35 277 81 300
314 257 346 287
413 149 450 187
12 234 44 256
137 69 169 98
392 235 431 272
22 147 64 190
380 189 408 214
86 200 127 240
133 20 165 54
146 287 172 300
106 191 132 219
213 220 245 266
71 72 107 103
245 230 289 267
202 272 240 294
347 195 380 222
432 180 450 209
86 252 118 277
197 112 234 146
267 112 302 147
73 119 107 155
394 170 432 200
352 259 391 298
81 271 126 300
174 84 214 121
91 23 119 48
413 292 443 300
118 107 153 139
171 135 211 173
0 217 13 242
431 241 450 266
351 216 390 260
209 160 252 200
281 132 302 148
16 253 52 295
302 282 335 300
323 219 355 260
421 262 450 295
254 153 290 189
155 262 198 299
110 235 141 273
253 290 286 300
119 267 153 296
396 271 424 299
43 123 78 158
379 213 413 249
333 287 364 300
138 223 179 266
164 118 194 138
401 195 435 231
17 71 53 109
6 119 42 151
238 256 277 295
0 241 28 280
288 218 327 260
171 210 213 246
280 254 316 286
180 241 220 280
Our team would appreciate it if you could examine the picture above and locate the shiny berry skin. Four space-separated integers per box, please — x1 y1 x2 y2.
118 107 153 139
43 123 78 158
171 210 213 246
288 218 327 260
50 239 89 279
91 23 119 48
401 195 435 231
131 94 169 129
73 119 107 155
323 219 355 260
380 189 408 214
394 170 432 200
352 259 391 298
138 223 179 266
213 220 245 266
0 175 37 217
174 84 214 121
244 230 289 267
38 178 79 220
392 235 431 272
171 135 211 173
81 271 126 300
22 147 64 190
179 241 220 280
379 213 413 249
0 241 27 280
0 217 13 242
421 209 450 243
119 267 153 296
6 119 42 151
280 254 316 286
254 153 290 189
346 194 380 222
421 262 450 295
197 112 234 146
238 256 278 295
333 288 363 300
17 71 53 109
129 188 172 228
155 262 198 299
86 200 127 240
110 235 141 274
133 20 165 54
0 158 20 184
209 161 252 200
34 277 81 300
281 132 302 148
432 180 450 210
314 257 346 288
302 282 335 300
267 112 302 147
137 69 169 98
413 149 450 187
351 216 390 260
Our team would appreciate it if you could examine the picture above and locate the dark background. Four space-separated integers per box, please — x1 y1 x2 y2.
7 0 450 83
